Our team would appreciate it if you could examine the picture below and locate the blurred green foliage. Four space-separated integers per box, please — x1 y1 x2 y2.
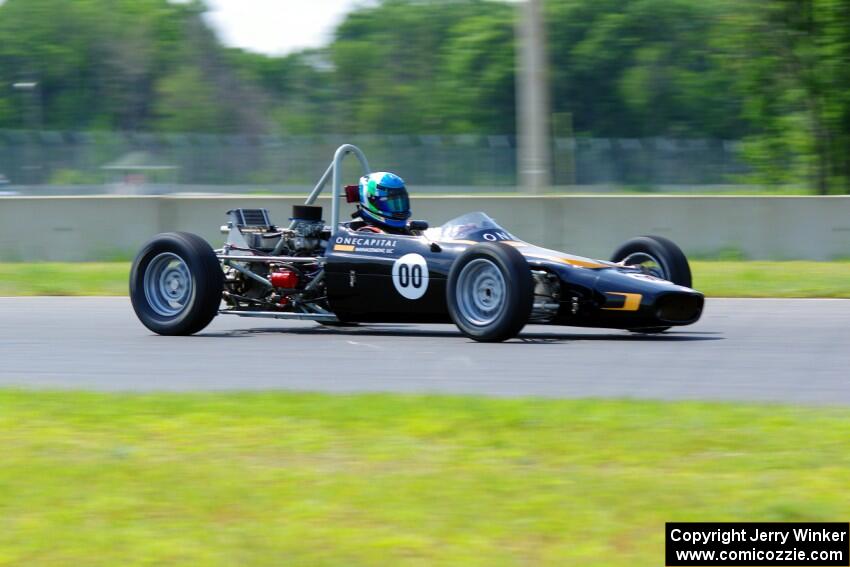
2 0 850 191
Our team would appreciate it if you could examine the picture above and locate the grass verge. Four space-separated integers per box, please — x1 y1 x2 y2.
1 261 848 298
0 391 848 565
0 262 129 296
693 261 850 298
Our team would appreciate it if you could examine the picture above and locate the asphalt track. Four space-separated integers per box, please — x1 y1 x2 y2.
0 297 848 403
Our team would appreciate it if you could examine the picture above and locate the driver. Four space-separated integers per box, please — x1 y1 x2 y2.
351 172 412 234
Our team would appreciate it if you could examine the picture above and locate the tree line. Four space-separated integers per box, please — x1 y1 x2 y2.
0 0 849 192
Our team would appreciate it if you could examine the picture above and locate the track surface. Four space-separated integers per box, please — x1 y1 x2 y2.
0 297 848 403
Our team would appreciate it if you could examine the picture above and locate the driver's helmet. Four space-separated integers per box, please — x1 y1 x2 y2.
358 172 411 230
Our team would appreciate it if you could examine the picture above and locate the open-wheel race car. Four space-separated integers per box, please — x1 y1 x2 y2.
130 145 704 342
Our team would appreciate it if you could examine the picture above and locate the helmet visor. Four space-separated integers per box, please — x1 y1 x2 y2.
381 186 410 215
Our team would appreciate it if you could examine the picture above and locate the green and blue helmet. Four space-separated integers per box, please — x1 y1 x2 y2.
358 172 411 230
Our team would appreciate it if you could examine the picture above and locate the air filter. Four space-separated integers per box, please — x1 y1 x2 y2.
291 205 322 222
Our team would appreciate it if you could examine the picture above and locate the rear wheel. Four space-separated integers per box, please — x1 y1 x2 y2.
130 232 223 335
447 243 533 342
610 235 692 334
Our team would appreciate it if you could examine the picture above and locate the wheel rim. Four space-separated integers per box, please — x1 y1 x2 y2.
143 252 194 317
622 252 667 279
455 258 507 326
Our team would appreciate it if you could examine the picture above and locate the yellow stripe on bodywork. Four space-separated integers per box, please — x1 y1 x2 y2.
558 257 609 269
436 240 609 269
333 244 356 252
524 254 608 269
601 292 642 311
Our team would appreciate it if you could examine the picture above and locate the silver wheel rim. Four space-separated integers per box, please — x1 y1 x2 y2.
143 252 194 317
456 258 507 326
622 252 667 279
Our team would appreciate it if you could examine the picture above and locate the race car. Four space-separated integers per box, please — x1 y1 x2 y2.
129 145 704 342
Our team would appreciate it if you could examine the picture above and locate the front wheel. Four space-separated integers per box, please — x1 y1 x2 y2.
447 243 533 342
610 235 692 287
610 235 693 334
130 232 224 335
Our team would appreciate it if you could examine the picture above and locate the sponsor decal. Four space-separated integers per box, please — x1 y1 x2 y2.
334 235 398 255
391 253 429 300
481 231 517 242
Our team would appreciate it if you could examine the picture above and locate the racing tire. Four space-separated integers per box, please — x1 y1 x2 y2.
317 321 360 327
610 235 692 334
447 243 534 342
130 232 224 336
610 235 692 288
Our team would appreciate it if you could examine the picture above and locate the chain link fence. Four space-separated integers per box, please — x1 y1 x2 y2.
0 130 749 193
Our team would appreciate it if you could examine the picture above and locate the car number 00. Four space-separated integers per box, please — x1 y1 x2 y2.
392 253 429 300
398 264 423 289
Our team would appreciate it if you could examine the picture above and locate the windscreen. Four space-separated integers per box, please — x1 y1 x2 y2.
425 212 512 241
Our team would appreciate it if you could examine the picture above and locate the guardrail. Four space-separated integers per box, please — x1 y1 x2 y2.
0 195 847 261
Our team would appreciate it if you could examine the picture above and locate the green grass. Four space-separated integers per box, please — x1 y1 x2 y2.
693 261 850 298
1 261 848 298
0 262 130 296
0 391 848 565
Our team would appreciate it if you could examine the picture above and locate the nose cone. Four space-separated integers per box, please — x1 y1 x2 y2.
593 268 704 327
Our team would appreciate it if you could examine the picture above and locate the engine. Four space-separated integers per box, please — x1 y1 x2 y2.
277 205 326 256
219 206 330 313
223 206 325 257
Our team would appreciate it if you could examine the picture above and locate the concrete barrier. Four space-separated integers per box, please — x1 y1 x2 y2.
1 195 848 261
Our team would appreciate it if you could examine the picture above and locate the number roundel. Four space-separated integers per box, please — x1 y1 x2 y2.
392 253 429 300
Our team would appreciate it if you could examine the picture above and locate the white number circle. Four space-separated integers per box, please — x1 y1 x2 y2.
392 253 429 300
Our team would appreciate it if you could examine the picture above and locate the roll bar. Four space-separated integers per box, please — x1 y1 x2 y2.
304 144 371 233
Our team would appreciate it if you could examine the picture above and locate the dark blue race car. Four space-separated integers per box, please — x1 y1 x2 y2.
129 145 703 342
